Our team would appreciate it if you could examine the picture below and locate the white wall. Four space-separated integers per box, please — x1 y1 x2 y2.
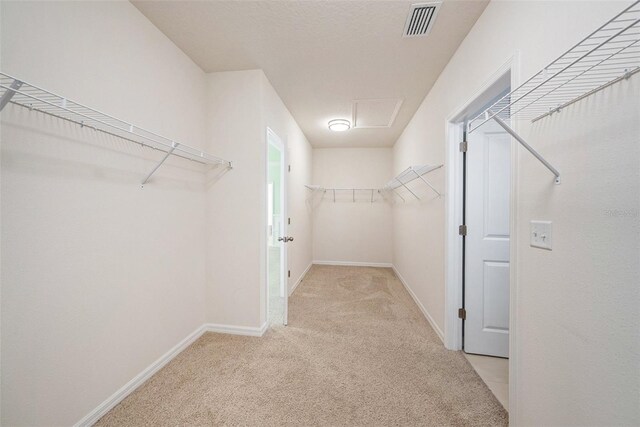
204 70 313 327
312 148 393 265
1 4 4 424
204 70 264 328
392 0 638 425
260 73 313 295
1 6 314 423
3 1 636 425
1 1 209 425
516 73 639 427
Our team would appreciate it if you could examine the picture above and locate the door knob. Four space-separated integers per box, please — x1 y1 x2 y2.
286 237 294 242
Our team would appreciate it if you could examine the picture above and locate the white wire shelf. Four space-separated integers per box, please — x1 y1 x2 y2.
306 164 443 204
305 185 382 203
466 1 640 185
383 164 443 202
469 0 640 132
0 71 232 185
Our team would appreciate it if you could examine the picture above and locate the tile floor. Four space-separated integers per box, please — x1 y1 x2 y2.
464 353 509 410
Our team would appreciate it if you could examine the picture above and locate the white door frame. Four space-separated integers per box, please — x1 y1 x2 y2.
265 127 288 326
443 53 520 420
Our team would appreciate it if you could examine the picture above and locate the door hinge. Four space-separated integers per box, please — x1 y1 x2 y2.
288 270 291 278
458 308 466 320
288 217 291 225
459 141 468 152
288 165 291 172
459 224 467 236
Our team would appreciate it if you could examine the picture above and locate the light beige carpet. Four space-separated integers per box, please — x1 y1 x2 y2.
96 265 508 426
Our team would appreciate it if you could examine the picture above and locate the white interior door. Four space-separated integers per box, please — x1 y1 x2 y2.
267 129 288 326
464 119 510 357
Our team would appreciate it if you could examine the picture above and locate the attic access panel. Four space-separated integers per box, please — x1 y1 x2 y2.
352 98 403 129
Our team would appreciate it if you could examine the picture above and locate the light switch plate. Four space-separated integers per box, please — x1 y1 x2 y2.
530 220 552 250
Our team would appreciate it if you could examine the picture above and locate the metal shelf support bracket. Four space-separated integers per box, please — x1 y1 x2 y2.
489 110 561 185
0 79 22 111
141 142 179 187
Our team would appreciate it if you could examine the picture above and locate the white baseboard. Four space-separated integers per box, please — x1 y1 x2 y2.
75 266 439 426
391 265 445 343
289 262 312 296
205 322 268 337
74 324 207 426
75 321 267 426
313 260 393 268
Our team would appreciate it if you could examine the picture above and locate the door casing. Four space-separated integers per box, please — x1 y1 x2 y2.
265 127 288 326
444 53 520 421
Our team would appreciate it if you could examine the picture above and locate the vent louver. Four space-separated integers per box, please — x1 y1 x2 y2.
403 2 441 37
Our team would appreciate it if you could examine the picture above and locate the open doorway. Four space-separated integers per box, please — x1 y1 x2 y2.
267 128 289 326
445 62 517 411
461 111 510 410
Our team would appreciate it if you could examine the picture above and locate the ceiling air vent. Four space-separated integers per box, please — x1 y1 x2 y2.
403 2 441 38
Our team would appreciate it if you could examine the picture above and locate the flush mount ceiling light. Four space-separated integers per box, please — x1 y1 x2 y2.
328 119 351 132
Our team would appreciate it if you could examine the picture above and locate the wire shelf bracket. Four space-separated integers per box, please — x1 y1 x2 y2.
468 1 640 185
489 110 561 184
0 71 233 187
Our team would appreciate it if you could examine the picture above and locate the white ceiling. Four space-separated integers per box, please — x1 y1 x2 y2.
132 0 489 148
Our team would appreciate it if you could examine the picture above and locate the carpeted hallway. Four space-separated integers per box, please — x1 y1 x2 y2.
96 266 508 426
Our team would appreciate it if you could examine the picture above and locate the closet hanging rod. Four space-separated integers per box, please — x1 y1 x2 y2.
531 66 640 122
0 72 233 185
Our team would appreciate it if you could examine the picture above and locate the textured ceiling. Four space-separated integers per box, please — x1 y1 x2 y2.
132 0 489 148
